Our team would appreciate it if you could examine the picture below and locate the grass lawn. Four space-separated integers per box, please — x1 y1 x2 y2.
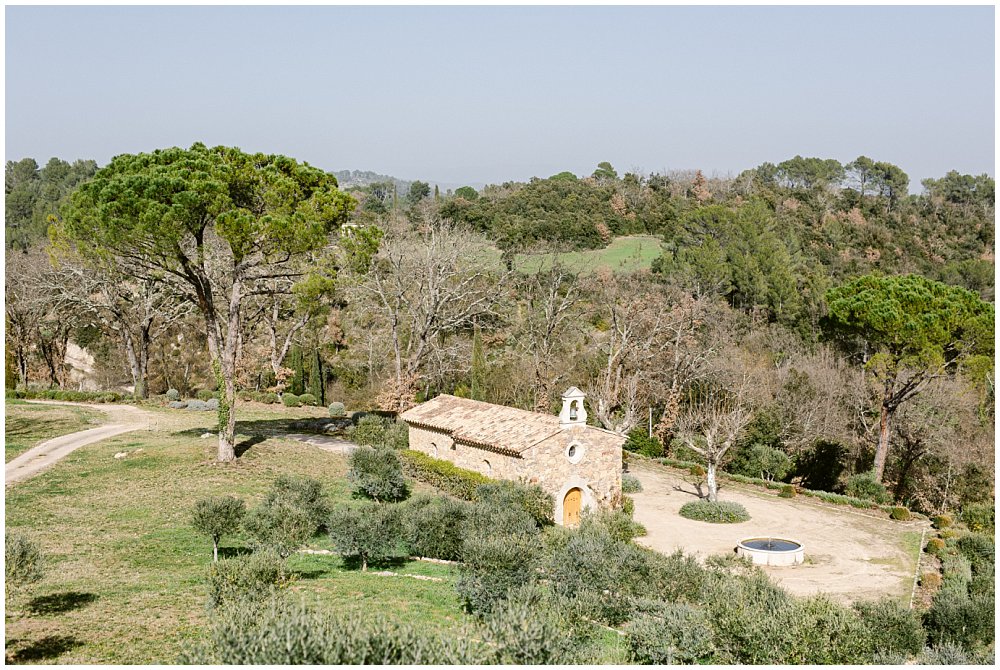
516 235 663 274
5 401 105 462
3 404 469 664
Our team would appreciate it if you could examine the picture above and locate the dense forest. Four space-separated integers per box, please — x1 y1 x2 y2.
5 151 995 514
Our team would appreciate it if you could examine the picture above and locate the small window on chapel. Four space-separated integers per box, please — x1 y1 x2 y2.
566 442 584 464
567 444 577 458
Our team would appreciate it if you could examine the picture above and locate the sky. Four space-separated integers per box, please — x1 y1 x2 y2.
4 5 995 189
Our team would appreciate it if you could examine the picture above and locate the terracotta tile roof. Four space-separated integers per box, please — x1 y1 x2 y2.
400 394 561 455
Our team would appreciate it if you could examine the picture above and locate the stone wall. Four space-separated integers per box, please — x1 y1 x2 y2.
407 425 528 480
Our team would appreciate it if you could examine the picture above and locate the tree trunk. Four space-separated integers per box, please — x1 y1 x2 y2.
706 461 718 502
874 385 893 482
213 538 219 562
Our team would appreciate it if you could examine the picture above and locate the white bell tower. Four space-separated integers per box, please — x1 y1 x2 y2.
559 387 587 428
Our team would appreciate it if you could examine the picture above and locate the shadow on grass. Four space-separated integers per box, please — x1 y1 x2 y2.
26 591 98 616
340 555 410 572
235 435 265 458
218 546 254 559
6 635 83 663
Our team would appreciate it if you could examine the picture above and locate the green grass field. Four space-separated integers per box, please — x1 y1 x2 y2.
515 235 663 274
3 404 469 664
5 401 105 462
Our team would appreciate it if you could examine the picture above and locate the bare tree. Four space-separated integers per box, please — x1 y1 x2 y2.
355 205 512 410
4 248 48 386
674 379 754 502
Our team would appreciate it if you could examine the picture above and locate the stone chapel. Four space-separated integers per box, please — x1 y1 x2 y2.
399 387 624 526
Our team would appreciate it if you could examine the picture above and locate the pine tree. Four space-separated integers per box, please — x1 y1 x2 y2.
308 350 324 404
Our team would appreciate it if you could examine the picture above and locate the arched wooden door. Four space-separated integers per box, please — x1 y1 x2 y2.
563 488 582 527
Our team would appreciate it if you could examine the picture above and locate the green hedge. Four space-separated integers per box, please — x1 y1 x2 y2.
651 456 900 515
7 388 126 403
679 500 750 524
399 450 493 501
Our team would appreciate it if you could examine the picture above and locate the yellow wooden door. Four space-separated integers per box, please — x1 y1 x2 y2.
563 488 582 526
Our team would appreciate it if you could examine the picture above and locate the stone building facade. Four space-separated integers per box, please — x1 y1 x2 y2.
399 387 624 526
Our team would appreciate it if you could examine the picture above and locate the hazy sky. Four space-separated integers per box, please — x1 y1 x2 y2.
5 5 995 187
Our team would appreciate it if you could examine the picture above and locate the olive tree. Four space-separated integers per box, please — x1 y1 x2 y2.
56 144 355 460
192 496 247 562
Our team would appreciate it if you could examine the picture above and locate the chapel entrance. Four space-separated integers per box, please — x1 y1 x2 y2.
563 488 582 526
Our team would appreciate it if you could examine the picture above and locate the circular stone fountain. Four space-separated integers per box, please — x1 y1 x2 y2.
736 537 804 566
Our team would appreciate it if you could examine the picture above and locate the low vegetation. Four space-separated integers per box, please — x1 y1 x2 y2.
679 500 751 523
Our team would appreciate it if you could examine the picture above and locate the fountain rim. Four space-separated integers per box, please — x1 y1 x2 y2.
737 537 804 553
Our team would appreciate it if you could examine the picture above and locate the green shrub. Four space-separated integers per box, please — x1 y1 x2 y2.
731 443 792 482
401 494 468 561
625 603 716 664
192 496 247 561
679 500 750 524
281 393 301 407
328 402 346 417
689 464 706 478
926 538 947 556
844 472 892 505
166 388 180 401
207 550 289 610
623 427 664 458
180 599 485 664
297 393 317 406
932 514 953 529
348 446 408 503
264 475 330 532
262 392 279 404
621 474 643 493
328 503 402 571
242 501 315 558
921 571 942 590
7 388 126 403
621 495 635 518
890 506 911 521
474 481 553 528
196 389 215 401
853 598 926 657
480 584 578 664
924 588 995 648
955 532 994 575
779 484 796 498
918 642 980 665
348 415 408 450
399 450 492 501
959 502 994 533
5 531 44 600
457 532 540 616
642 550 708 605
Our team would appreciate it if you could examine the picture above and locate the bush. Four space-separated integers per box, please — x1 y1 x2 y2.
186 399 211 411
168 400 188 409
242 501 315 558
5 531 44 599
844 472 892 505
474 481 553 528
779 484 796 498
918 642 981 665
890 506 911 521
298 393 317 406
932 514 953 529
192 496 246 561
731 443 791 482
197 389 215 401
457 532 539 616
401 494 468 561
281 393 301 407
621 474 643 493
623 427 664 458
959 502 994 533
166 388 180 401
920 572 942 589
625 603 716 664
348 446 408 503
955 532 994 575
205 398 219 411
262 392 279 404
481 584 578 664
399 450 492 500
679 500 750 524
180 598 485 664
926 538 947 556
348 415 408 450
328 503 402 571
621 495 636 518
924 588 994 649
207 550 289 610
264 475 330 532
853 598 926 657
689 464 706 478
7 388 125 403
328 402 346 417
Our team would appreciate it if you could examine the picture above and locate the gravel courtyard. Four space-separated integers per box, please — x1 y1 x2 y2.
628 461 926 604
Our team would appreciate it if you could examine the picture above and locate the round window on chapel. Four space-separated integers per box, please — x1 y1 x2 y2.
568 445 577 458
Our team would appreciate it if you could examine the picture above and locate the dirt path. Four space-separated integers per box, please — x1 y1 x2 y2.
629 461 925 604
5 401 154 486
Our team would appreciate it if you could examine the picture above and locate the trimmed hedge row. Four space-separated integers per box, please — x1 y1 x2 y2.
7 388 126 403
399 450 493 501
679 500 751 524
652 456 911 516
